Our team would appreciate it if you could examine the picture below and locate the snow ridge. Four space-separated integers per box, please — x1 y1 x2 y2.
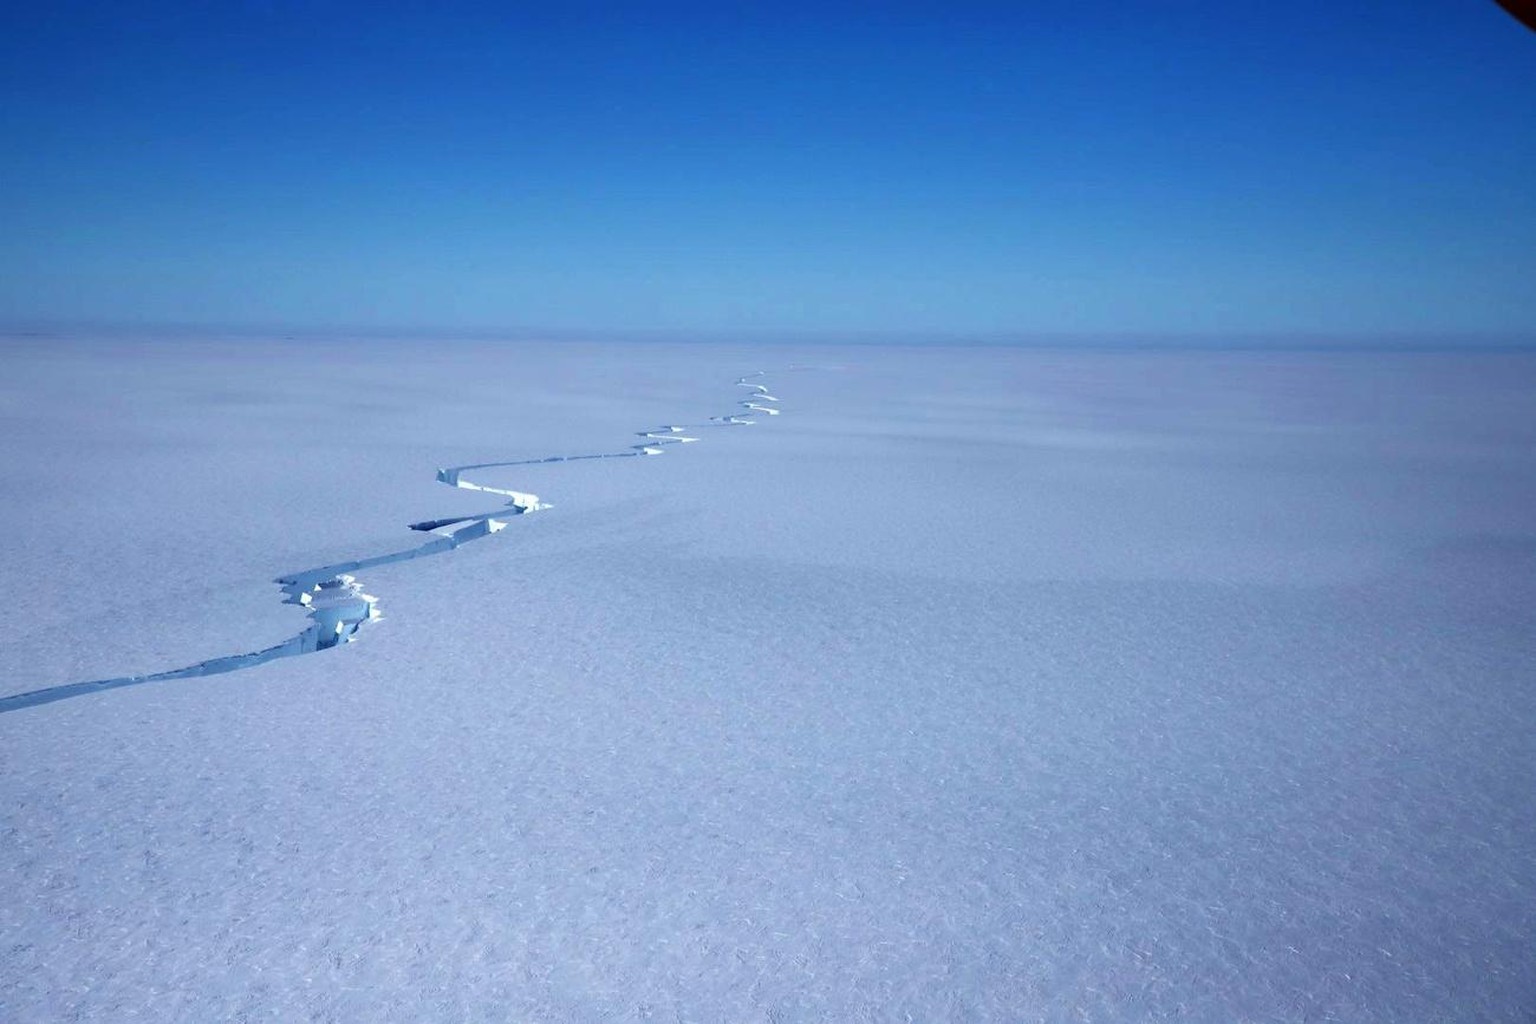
0 373 780 713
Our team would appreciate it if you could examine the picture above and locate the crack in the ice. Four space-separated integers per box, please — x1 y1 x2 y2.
1 373 779 713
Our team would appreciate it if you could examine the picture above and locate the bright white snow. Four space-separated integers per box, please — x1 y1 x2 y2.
1 337 1534 1021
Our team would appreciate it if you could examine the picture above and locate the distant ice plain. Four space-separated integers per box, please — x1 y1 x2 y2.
2 338 1533 1021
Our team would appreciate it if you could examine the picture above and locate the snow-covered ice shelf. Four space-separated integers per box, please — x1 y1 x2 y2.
1 339 1533 1022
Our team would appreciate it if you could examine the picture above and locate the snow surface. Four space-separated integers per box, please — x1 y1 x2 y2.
2 337 1534 1021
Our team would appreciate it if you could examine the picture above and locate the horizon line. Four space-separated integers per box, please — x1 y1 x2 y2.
2 321 1534 351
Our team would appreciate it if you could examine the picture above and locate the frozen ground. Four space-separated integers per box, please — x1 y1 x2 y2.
1 337 1533 1021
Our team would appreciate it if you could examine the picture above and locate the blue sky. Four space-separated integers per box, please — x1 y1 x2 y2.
2 1 1532 340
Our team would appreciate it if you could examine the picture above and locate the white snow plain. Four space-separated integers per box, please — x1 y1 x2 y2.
2 337 1534 1021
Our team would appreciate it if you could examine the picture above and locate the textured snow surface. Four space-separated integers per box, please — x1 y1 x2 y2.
2 338 1534 1021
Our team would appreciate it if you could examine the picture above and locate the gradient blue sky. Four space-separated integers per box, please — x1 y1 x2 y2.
2 1 1533 340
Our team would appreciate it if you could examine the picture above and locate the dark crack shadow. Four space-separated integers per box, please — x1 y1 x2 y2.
3 373 777 713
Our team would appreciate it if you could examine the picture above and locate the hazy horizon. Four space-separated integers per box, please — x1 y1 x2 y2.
5 320 1535 352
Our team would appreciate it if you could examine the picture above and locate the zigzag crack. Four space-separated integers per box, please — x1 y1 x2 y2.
1 372 780 713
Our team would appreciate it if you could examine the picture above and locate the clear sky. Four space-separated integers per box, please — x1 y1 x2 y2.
2 1 1532 341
